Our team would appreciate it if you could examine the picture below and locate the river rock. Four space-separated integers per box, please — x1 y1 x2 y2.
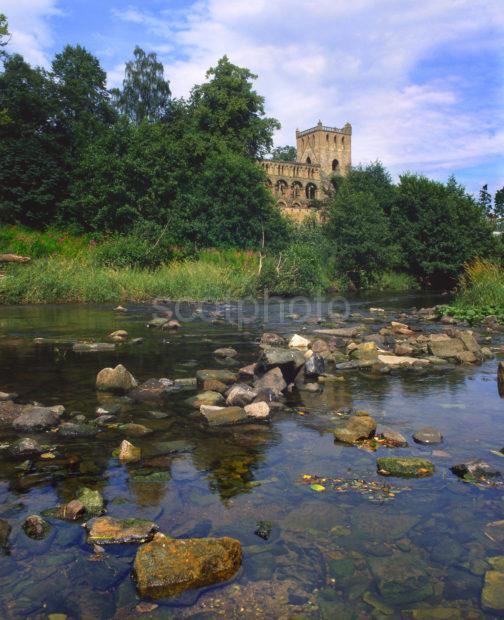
0 391 16 401
119 423 153 437
485 521 504 544
391 321 415 337
377 428 408 447
377 457 434 478
377 355 429 367
147 317 170 328
213 347 238 358
77 487 104 515
288 334 310 350
349 342 378 361
254 367 287 397
456 350 477 364
72 342 116 352
260 333 285 347
58 422 97 437
451 460 501 481
109 330 128 342
9 437 43 457
23 515 50 540
13 406 62 432
482 570 504 612
196 369 237 387
315 327 362 338
226 384 258 406
394 343 414 356
427 334 465 359
499 362 504 397
413 427 443 445
133 532 242 599
238 364 257 380
0 519 11 549
61 500 86 520
86 516 158 544
200 406 248 426
188 391 225 408
118 440 141 463
304 352 325 377
369 552 434 605
311 339 331 358
259 348 305 373
244 401 270 420
202 379 227 393
129 378 181 402
96 364 137 393
334 415 377 444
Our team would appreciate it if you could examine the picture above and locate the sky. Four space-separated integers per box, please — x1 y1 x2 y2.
2 0 503 196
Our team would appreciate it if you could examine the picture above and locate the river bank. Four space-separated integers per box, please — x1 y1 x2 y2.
0 297 503 617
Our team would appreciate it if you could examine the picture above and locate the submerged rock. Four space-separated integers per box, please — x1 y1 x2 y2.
133 532 242 599
196 369 237 388
482 570 504 612
334 415 377 444
96 364 137 393
412 427 443 445
451 460 501 481
260 333 285 347
13 406 62 432
72 342 116 353
259 348 305 373
58 422 96 437
118 439 141 463
369 553 434 605
129 378 181 402
200 406 248 426
119 423 152 437
22 515 51 540
86 516 158 544
8 437 43 457
377 457 434 478
213 347 238 358
0 519 11 549
377 428 408 448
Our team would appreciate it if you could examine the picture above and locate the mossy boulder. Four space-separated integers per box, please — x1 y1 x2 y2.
482 570 504 612
334 415 377 444
377 457 434 478
77 487 104 515
133 532 242 599
196 369 237 388
96 364 137 393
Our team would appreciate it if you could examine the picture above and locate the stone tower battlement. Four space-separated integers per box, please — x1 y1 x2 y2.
258 120 352 221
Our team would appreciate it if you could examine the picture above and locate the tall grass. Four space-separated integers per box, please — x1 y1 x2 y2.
0 256 257 304
0 225 93 258
456 259 504 307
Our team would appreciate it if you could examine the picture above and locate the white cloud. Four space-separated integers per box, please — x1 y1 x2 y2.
1 0 61 66
117 0 504 186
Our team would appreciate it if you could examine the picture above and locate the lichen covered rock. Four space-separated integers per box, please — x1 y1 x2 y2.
377 457 434 478
133 532 242 599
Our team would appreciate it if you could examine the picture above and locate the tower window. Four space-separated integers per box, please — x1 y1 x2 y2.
306 183 317 199
332 159 339 172
306 157 311 165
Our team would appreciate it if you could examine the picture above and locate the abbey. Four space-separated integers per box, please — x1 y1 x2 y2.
259 121 352 220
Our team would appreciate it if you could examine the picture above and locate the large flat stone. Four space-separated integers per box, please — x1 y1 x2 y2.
86 516 158 544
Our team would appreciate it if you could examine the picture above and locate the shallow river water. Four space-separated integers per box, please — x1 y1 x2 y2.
0 296 503 619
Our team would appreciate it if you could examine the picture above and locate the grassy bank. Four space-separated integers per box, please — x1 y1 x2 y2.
0 226 418 304
441 259 504 323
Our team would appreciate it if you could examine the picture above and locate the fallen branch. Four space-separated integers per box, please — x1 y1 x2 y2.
0 254 31 263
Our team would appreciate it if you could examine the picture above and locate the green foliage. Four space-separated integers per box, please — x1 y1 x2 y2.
326 183 398 288
390 174 494 288
189 56 280 158
479 184 492 215
338 161 396 214
0 13 10 49
495 187 504 219
374 272 419 292
92 235 173 269
270 145 296 161
111 46 171 124
0 225 92 258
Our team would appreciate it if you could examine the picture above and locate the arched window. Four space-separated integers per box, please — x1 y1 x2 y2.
326 134 329 142
306 157 311 165
276 179 288 196
291 181 303 198
306 183 317 200
332 159 339 172
334 136 337 144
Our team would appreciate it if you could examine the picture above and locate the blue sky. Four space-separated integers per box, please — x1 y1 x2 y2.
3 0 503 197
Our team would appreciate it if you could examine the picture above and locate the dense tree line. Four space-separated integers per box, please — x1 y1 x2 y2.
0 13 502 289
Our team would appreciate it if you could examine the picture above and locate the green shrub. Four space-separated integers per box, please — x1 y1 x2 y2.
92 235 173 269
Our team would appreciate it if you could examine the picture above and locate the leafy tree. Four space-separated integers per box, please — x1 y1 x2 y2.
112 46 171 124
0 14 10 51
189 56 280 158
494 187 504 219
326 185 397 288
271 145 296 161
479 183 492 215
390 174 493 288
0 54 66 226
338 161 396 214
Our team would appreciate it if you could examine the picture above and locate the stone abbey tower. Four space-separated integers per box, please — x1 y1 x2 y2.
258 120 352 220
